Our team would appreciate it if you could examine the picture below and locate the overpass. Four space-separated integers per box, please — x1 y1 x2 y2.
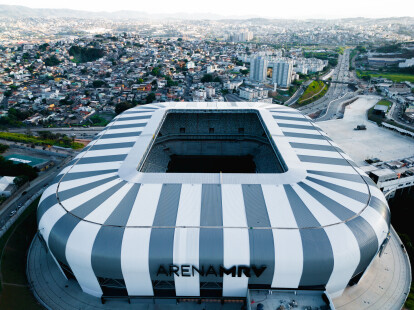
330 80 358 85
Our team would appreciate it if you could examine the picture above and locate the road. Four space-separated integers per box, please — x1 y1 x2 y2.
298 49 355 118
388 99 414 130
225 93 246 102
0 138 79 156
7 127 103 140
315 91 359 122
286 80 312 106
0 155 72 229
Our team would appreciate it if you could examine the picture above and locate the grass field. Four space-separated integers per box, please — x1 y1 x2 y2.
376 99 393 112
297 81 328 105
357 70 414 83
0 197 43 309
0 132 84 149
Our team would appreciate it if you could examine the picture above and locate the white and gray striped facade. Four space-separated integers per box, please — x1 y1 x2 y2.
37 102 391 300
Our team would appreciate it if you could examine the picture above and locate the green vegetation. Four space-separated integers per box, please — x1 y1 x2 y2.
376 99 392 111
406 284 414 309
335 46 345 55
297 81 328 105
151 67 162 77
387 193 414 309
375 43 403 54
0 132 84 149
0 108 31 128
92 80 107 88
89 114 109 126
68 45 104 63
115 102 134 115
146 92 156 104
304 50 338 67
38 43 49 52
357 70 414 83
166 76 178 87
201 74 222 83
43 55 61 67
201 74 213 83
349 49 358 70
0 143 8 154
0 197 43 309
0 156 38 181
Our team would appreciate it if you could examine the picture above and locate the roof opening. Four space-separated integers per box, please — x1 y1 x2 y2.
139 110 286 173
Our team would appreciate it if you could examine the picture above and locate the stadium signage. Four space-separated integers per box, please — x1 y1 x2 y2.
156 265 267 278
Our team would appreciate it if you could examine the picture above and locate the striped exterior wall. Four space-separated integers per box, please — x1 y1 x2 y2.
37 102 390 299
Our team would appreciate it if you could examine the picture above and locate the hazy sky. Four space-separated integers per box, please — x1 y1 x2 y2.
1 0 413 19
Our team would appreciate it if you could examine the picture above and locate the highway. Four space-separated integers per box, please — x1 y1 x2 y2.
298 49 356 119
7 126 103 140
0 155 72 230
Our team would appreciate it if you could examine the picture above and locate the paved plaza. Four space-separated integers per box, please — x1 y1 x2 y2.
318 95 414 166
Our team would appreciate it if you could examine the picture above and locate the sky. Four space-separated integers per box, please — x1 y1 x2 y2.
0 0 413 19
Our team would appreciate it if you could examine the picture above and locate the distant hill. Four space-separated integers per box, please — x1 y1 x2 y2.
0 4 257 20
0 5 148 19
0 4 412 22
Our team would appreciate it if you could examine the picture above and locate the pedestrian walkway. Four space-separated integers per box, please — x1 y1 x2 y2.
333 227 411 309
27 236 242 310
27 227 410 310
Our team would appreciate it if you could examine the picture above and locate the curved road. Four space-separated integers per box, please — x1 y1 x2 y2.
299 49 353 117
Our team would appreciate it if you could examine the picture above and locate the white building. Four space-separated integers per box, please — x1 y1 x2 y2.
271 61 293 88
224 80 243 90
0 176 16 197
249 56 268 82
186 61 195 69
399 58 414 68
207 64 221 74
239 87 268 101
193 89 207 101
205 86 215 98
229 30 253 42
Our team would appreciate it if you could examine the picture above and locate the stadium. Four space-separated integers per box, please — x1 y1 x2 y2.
37 102 390 303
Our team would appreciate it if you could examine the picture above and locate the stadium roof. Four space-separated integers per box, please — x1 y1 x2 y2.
37 102 390 298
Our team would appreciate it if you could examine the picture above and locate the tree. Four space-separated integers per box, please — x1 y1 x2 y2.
201 74 213 83
166 77 178 87
151 67 162 77
69 46 104 63
151 80 158 90
115 102 133 115
39 43 49 51
14 175 30 187
92 80 106 88
146 93 156 104
213 76 222 83
44 55 61 66
240 69 249 75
